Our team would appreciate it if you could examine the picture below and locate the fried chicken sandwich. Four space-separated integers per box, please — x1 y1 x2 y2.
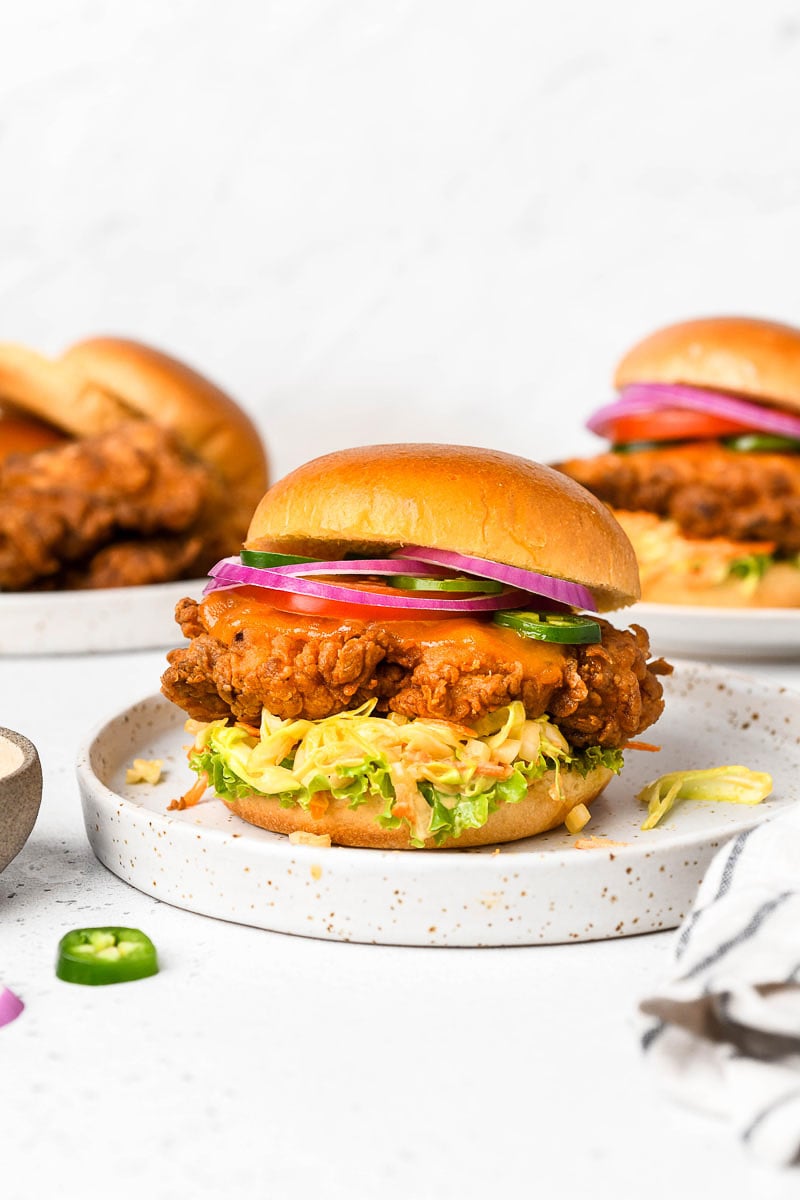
161 444 670 849
0 338 267 590
557 317 800 607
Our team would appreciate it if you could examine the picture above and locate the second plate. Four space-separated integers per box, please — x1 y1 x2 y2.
627 602 800 660
0 579 203 655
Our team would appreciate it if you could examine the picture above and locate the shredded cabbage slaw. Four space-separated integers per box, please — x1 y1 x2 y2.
614 511 784 594
638 765 773 830
183 700 623 846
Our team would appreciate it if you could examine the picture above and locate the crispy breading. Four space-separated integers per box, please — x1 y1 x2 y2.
0 421 226 589
556 443 800 555
162 601 671 749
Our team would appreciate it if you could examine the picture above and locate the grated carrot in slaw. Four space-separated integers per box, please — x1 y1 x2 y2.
473 762 514 778
182 699 625 846
236 721 261 738
308 794 330 820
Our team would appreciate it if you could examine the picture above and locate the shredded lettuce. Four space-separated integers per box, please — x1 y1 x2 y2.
727 553 773 587
727 552 800 593
638 765 773 830
186 700 624 846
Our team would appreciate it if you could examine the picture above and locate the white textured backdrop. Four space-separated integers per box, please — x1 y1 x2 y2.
2 0 800 479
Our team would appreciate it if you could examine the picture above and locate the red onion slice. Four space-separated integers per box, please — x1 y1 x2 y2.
587 383 800 441
394 547 596 611
205 558 529 611
0 985 23 1028
268 557 439 577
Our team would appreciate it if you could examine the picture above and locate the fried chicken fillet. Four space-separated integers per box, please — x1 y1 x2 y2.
0 421 230 590
557 442 800 554
162 594 671 750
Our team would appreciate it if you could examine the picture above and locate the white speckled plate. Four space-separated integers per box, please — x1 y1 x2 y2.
628 602 800 661
76 663 800 946
0 580 204 655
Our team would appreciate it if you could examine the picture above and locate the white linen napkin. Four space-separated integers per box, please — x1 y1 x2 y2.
638 806 800 1168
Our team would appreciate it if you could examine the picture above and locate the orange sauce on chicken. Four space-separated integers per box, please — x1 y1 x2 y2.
200 586 567 684
0 413 67 462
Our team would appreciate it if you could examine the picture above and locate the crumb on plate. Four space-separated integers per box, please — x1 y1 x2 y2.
289 831 332 848
126 758 164 785
573 836 629 850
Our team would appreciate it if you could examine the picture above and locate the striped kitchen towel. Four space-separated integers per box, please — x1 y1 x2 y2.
639 806 800 1168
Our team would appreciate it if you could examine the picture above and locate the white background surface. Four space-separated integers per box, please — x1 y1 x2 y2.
3 653 800 1200
3 1 800 477
2 2 800 1197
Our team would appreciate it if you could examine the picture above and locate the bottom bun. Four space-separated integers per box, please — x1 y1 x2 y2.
223 765 614 850
613 510 800 608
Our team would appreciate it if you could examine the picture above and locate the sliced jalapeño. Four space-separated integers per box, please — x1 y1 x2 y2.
722 433 800 454
387 574 504 594
240 550 318 568
56 928 159 986
492 610 601 644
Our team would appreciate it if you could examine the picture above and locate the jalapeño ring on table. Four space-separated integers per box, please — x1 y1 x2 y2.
56 927 159 986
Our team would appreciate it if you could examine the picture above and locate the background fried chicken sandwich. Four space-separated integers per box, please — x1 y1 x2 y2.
0 337 267 590
557 317 800 607
162 444 671 849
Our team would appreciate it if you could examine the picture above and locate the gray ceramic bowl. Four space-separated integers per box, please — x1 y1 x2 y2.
0 728 42 872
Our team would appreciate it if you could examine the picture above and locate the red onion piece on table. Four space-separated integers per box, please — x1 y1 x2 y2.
0 986 23 1028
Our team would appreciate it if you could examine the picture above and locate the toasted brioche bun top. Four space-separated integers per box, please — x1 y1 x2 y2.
246 443 641 611
614 316 800 414
0 336 268 531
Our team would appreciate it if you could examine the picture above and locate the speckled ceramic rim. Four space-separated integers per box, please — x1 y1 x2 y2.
0 726 43 875
0 728 39 783
75 665 799 947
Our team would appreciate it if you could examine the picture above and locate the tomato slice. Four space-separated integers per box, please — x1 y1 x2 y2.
608 408 753 445
217 584 477 622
